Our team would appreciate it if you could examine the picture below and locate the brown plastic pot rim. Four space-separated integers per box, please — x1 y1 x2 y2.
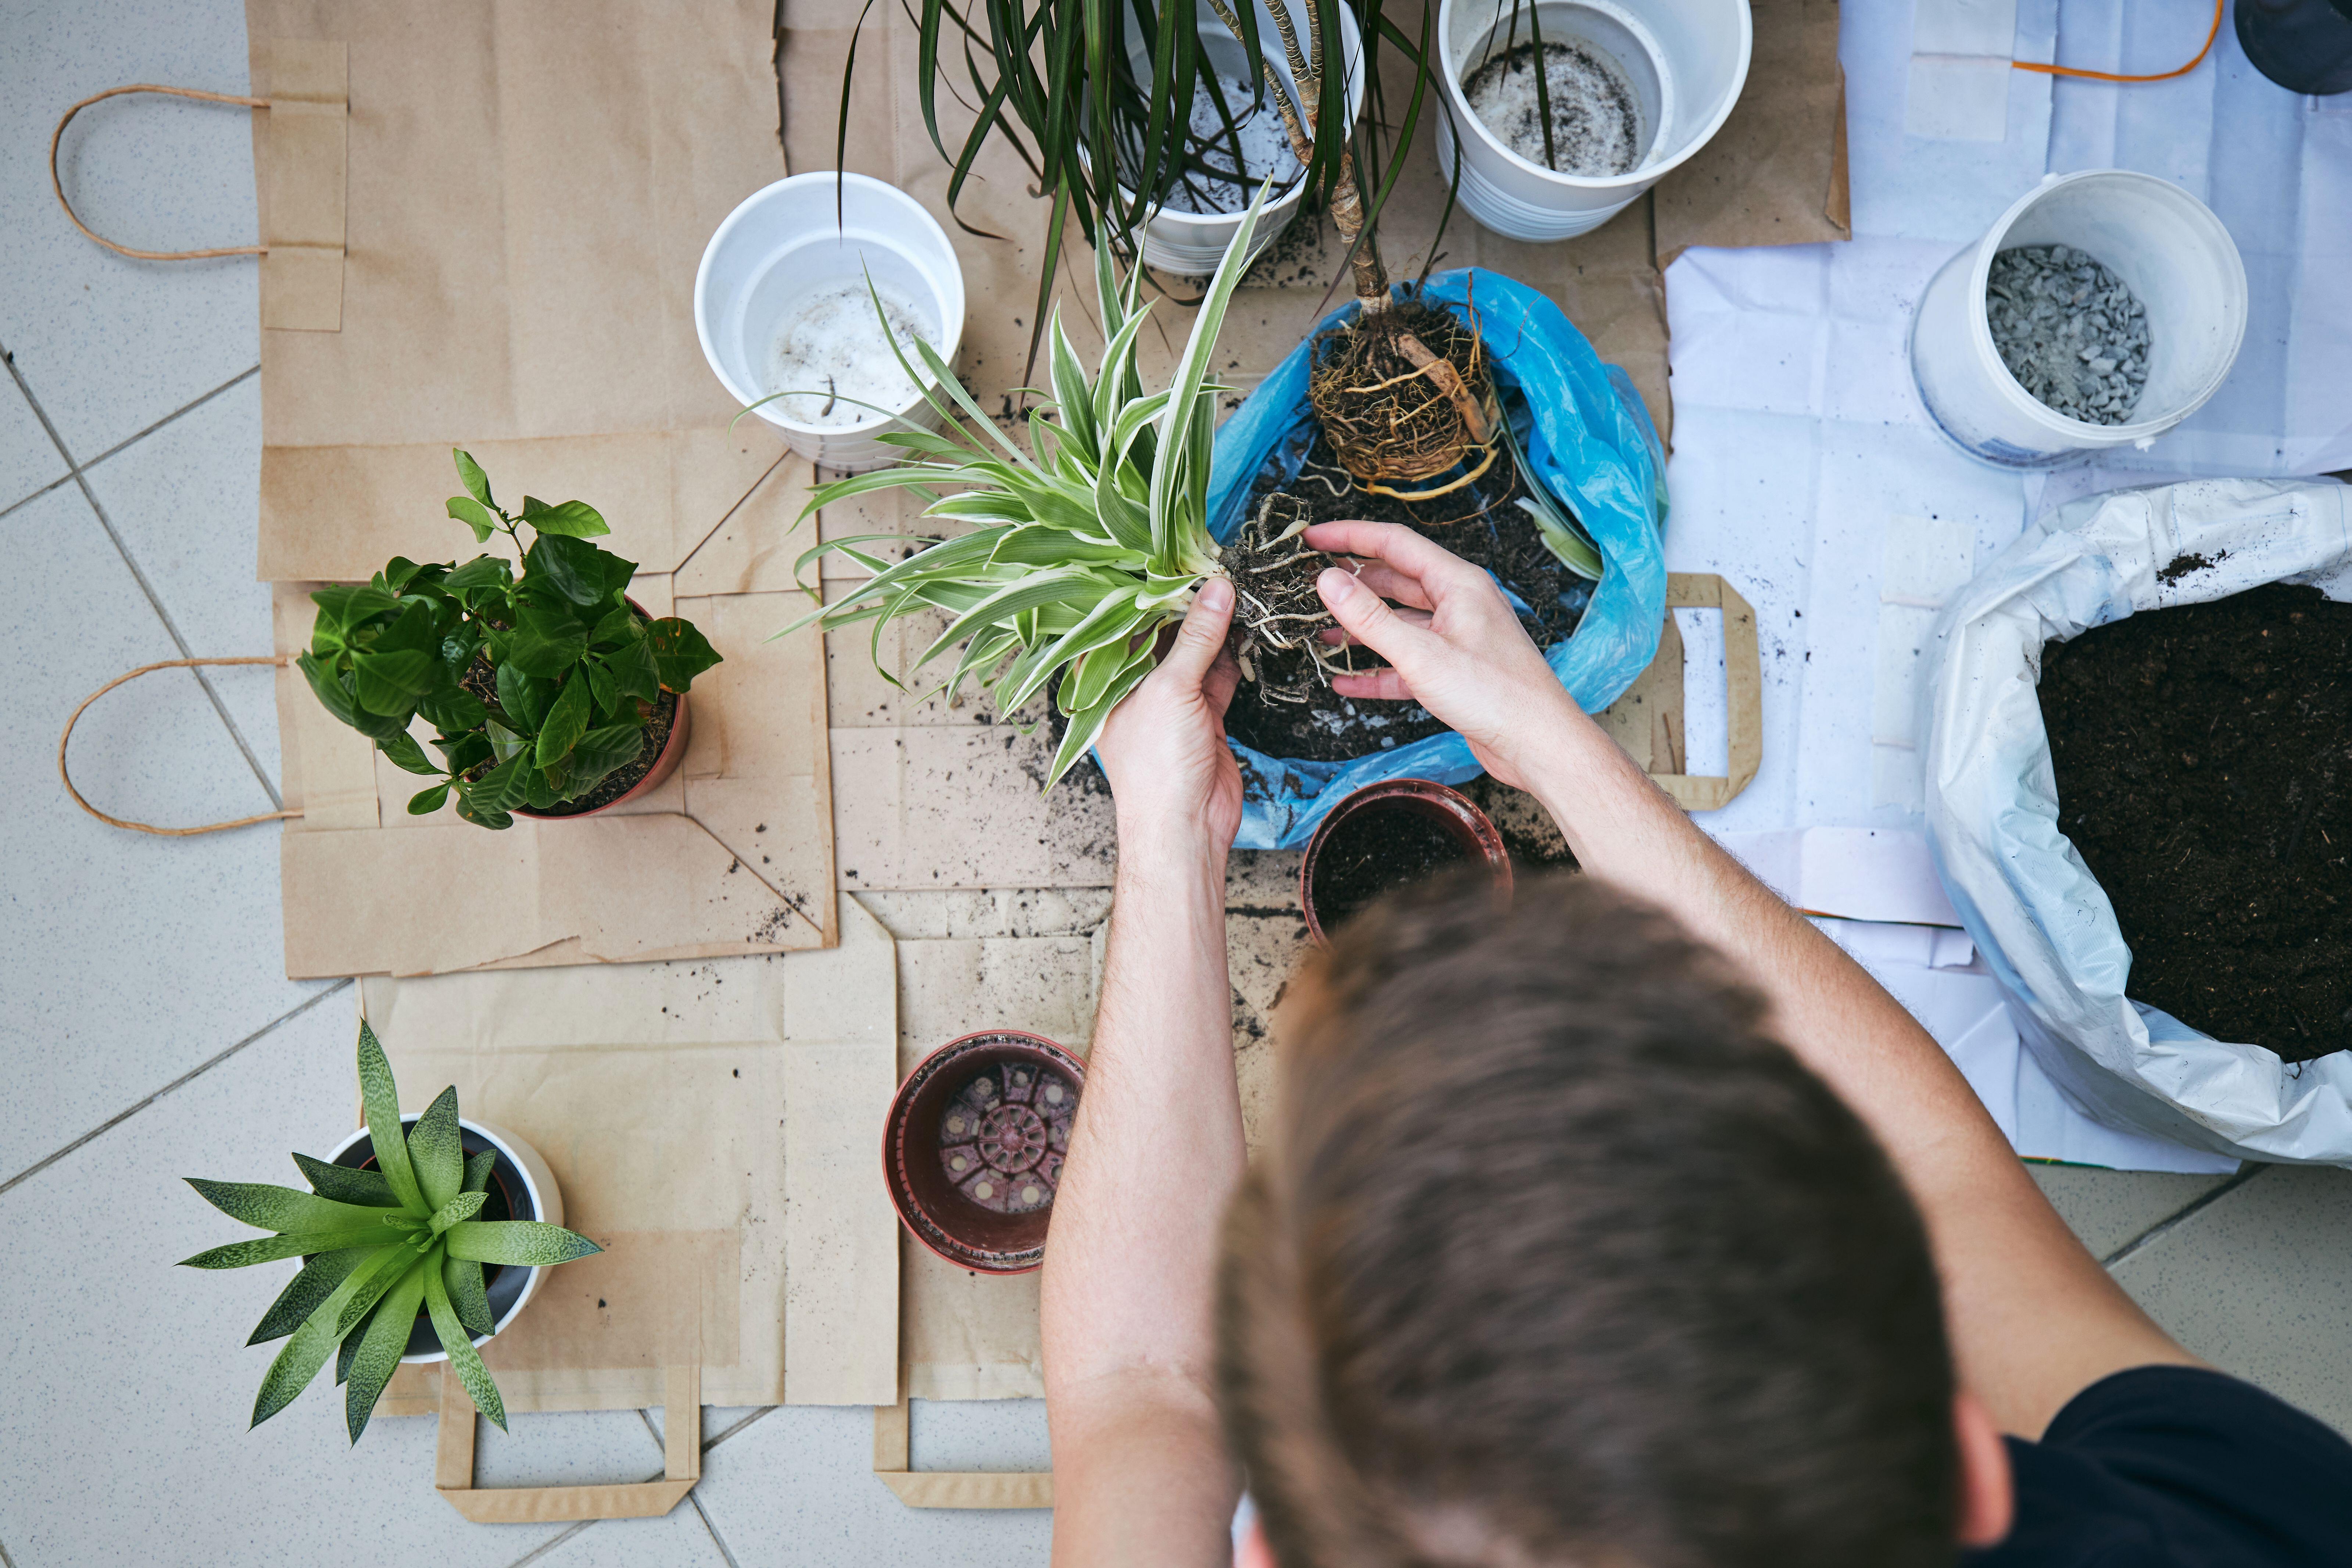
1298 777 1513 945
884 1029 1086 1276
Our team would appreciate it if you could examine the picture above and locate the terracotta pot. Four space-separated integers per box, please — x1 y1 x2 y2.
884 1030 1086 1275
515 597 692 821
1298 778 1513 945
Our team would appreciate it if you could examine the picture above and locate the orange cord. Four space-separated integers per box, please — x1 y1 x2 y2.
2012 0 2224 83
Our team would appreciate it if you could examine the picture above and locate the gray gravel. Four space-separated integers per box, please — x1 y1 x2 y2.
1985 244 2151 425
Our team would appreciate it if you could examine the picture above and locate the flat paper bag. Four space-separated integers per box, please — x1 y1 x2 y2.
248 0 837 975
368 895 900 1415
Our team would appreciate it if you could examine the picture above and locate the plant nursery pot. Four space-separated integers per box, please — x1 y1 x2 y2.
1433 0 1750 242
694 171 968 473
512 597 691 821
884 1030 1087 1275
1299 778 1512 944
2236 0 2352 96
1102 0 1366 275
326 1115 566 1363
1909 170 2248 470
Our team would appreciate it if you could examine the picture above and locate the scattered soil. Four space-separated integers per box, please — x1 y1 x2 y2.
938 1062 1075 1214
2038 581 2352 1063
1221 422 1591 762
1463 38 1644 176
523 690 676 817
1308 802 1478 931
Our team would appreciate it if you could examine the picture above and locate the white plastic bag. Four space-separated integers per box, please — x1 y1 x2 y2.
1921 478 2352 1166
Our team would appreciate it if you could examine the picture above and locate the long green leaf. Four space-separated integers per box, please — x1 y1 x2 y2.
443 1220 605 1267
184 1180 412 1236
428 1191 489 1235
335 1238 433 1337
1046 650 1156 787
1149 178 1272 568
344 1259 429 1443
180 1228 400 1270
445 1254 495 1338
407 1086 466 1212
291 1152 401 1207
357 1020 426 1214
247 1246 374 1345
423 1259 508 1430
249 1252 380 1428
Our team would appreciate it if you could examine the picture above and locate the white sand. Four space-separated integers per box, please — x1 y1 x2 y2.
1163 72 1304 215
766 279 935 429
1463 38 1643 177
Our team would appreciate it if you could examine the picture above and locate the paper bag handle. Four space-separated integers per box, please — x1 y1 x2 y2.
435 1363 704 1523
873 1392 1054 1510
1644 574 1762 813
58 656 304 835
50 84 270 261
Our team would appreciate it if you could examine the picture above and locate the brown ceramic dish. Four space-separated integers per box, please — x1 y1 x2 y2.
884 1030 1087 1274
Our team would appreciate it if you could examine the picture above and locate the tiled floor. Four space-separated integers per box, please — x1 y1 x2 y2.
4 3 2350 1566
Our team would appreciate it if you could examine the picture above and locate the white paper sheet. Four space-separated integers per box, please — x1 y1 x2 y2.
1665 0 2352 1168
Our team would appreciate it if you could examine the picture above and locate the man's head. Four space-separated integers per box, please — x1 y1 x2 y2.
1219 873 1966 1568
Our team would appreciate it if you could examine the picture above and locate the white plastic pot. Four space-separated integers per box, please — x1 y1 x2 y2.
1910 170 2248 470
694 172 968 473
325 1115 565 1365
1105 0 1365 274
1435 0 1751 242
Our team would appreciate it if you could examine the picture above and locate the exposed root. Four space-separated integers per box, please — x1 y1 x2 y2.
1221 492 1353 706
1307 294 1497 498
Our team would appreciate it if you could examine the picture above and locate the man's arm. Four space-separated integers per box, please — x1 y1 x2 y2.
1042 580 1249 1568
1306 521 2197 1439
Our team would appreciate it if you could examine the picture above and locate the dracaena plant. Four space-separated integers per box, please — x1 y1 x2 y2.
296 451 723 829
775 183 1338 780
181 1021 601 1444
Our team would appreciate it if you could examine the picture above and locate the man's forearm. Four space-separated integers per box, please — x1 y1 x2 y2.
1044 823 1246 1397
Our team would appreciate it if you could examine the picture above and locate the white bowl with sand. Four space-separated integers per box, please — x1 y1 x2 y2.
1435 0 1750 242
695 173 967 473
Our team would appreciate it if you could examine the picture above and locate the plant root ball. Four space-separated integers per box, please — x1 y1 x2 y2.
1307 297 1497 494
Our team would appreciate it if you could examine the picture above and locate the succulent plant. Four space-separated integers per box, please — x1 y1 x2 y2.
296 450 722 828
181 1021 602 1443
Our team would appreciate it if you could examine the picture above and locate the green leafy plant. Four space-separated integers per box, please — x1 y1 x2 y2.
774 183 1333 784
296 451 722 829
1496 411 1602 580
852 0 1442 362
181 1021 602 1443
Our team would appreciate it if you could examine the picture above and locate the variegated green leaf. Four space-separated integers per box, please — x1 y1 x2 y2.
334 1239 432 1337
344 1259 429 1443
1046 652 1156 787
291 1152 401 1207
442 1220 604 1267
356 1020 426 1214
247 1246 374 1345
423 1260 508 1431
184 1179 410 1235
249 1253 379 1427
180 1228 393 1270
445 1254 495 1338
462 1148 498 1196
406 1085 465 1212
428 1191 488 1235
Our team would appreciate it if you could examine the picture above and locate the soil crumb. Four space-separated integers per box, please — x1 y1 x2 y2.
1463 38 1643 176
2156 551 2226 586
2038 583 2352 1062
1310 804 1475 932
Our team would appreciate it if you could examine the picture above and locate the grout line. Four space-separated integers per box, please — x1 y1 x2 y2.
74 363 260 477
2099 1165 2270 1271
0 980 350 1197
0 1530 17 1568
0 469 77 523
691 1490 747 1568
706 1405 777 1452
3 351 282 807
500 1520 599 1568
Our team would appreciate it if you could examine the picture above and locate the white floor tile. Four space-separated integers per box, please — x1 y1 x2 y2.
0 482 319 1182
80 372 277 780
2026 1164 2237 1260
0 996 577 1567
2111 1165 2352 1436
694 1403 1055 1568
521 1509 733 1568
907 1399 1053 1472
0 0 259 460
0 368 69 510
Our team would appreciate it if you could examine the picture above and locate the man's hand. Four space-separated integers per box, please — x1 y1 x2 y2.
1095 576 1244 857
1306 521 1583 792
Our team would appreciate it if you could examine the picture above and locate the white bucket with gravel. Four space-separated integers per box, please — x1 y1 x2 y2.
1109 0 1364 275
695 172 967 473
1910 170 2247 470
1434 0 1750 243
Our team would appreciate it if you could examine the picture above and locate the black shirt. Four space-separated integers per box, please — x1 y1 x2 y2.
1968 1365 2352 1567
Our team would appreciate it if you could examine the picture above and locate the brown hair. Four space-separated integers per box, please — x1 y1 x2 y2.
1218 873 1959 1568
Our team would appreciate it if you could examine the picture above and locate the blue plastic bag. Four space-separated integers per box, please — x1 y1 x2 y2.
1208 268 1669 848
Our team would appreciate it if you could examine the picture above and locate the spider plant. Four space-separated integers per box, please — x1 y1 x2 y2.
845 0 1443 360
773 182 1326 784
180 1021 601 1444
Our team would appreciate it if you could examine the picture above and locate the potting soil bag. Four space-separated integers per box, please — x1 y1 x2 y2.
1209 268 1669 849
1920 477 2352 1165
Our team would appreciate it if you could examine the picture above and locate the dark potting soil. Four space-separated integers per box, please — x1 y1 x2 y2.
1222 427 1592 762
527 689 676 816
1310 805 1477 932
2038 581 2352 1063
938 1062 1075 1215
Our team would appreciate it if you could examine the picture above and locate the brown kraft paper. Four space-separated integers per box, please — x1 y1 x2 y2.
248 0 837 977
